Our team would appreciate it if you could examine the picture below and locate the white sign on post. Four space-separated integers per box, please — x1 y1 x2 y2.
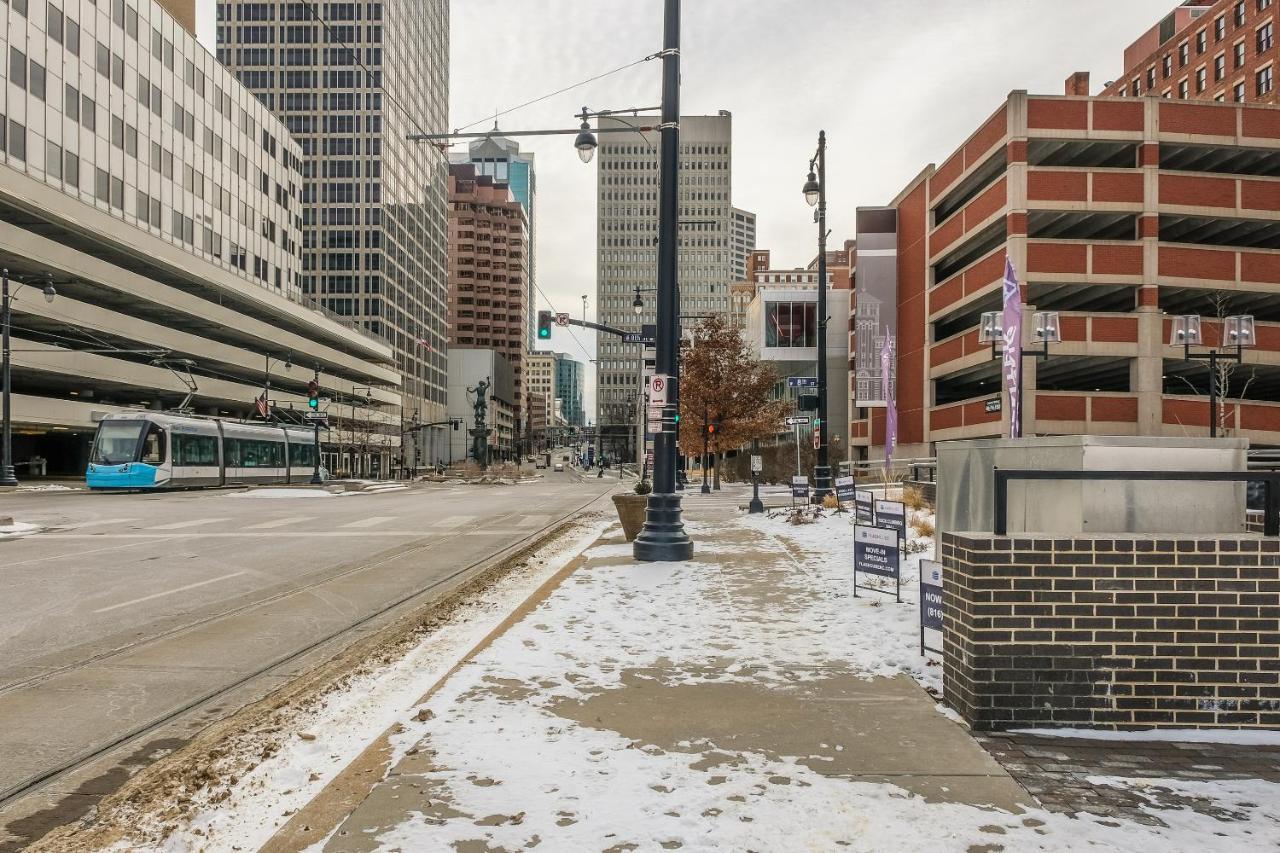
649 374 670 406
751 455 763 474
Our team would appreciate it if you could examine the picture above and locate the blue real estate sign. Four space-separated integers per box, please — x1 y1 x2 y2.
791 476 810 501
875 499 907 541
854 490 875 524
854 525 900 579
919 559 944 631
834 475 856 503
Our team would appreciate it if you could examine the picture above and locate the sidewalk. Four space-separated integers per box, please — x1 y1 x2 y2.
66 486 1280 851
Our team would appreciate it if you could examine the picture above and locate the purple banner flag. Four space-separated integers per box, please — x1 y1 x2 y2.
1002 256 1023 438
881 334 897 471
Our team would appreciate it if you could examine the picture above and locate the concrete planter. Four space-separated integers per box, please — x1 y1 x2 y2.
612 493 649 542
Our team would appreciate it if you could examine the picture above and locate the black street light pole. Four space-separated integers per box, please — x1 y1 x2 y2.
803 132 832 500
1 269 56 488
633 0 693 562
1 270 16 487
309 364 323 485
748 438 764 514
701 402 711 495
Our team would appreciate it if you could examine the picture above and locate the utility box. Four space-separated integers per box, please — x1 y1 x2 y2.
937 436 1248 537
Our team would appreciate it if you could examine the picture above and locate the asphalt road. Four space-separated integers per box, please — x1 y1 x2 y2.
0 467 617 844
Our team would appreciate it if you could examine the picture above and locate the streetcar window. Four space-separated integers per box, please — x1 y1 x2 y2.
172 433 219 466
140 423 166 464
91 421 145 464
289 441 316 467
225 437 284 468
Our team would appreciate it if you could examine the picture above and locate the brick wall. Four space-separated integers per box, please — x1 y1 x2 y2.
941 532 1280 731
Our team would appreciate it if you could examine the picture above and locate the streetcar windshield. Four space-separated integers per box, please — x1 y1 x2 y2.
90 421 146 465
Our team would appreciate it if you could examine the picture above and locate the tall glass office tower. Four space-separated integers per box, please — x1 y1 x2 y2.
218 0 451 441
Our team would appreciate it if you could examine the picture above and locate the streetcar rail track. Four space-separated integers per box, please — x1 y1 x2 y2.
0 486 614 811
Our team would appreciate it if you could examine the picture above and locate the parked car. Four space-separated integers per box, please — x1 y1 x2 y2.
554 462 565 472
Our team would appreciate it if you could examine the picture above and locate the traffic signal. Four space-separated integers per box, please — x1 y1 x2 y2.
307 380 320 410
706 420 720 437
798 394 818 411
537 310 553 340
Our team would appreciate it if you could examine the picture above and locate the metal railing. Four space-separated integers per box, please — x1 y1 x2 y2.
993 469 1280 537
841 456 938 483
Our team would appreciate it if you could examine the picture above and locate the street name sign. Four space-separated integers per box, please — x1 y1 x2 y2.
854 489 875 524
787 376 818 389
784 415 811 427
875 499 907 541
854 524 901 602
985 398 1002 413
622 332 656 344
834 475 855 503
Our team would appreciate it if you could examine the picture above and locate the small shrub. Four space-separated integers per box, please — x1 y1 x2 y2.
911 515 935 538
822 494 840 510
634 479 652 495
903 486 928 511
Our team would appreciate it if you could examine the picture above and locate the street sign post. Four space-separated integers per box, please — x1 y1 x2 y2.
303 412 330 426
854 524 901 602
854 489 875 525
650 374 670 406
919 558 945 656
875 499 907 541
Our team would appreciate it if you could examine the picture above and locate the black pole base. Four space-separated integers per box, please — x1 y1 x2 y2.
700 481 710 494
633 492 693 562
813 464 833 500
0 466 16 488
748 497 764 514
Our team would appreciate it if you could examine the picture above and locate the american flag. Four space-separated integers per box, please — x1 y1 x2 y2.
254 393 269 419
416 338 433 352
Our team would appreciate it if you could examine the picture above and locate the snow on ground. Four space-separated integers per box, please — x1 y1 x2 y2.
353 508 1278 853
107 518 610 853
0 521 43 538
1014 728 1280 746
225 488 335 499
16 483 78 491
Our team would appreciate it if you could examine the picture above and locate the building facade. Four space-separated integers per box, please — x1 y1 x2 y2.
452 134 536 349
851 91 1280 461
0 0 399 475
525 351 554 445
555 352 584 427
595 113 735 437
730 206 756 282
1100 0 1278 105
446 347 515 464
217 0 452 456
446 163 528 419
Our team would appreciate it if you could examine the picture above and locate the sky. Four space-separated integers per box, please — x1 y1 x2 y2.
198 0 1178 418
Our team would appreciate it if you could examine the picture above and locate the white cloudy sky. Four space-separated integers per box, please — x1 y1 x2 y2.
198 0 1175 417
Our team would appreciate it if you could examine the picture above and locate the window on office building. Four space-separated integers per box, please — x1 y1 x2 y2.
1258 64 1274 96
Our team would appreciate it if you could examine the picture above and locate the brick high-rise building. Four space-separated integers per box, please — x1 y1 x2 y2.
447 164 530 417
1099 0 1278 104
848 91 1280 461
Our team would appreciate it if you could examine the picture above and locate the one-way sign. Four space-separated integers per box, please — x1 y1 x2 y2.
303 412 329 425
784 415 811 426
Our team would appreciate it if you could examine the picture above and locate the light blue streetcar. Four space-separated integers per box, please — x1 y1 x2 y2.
86 412 320 490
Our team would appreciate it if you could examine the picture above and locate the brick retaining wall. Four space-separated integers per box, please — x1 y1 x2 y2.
941 532 1280 730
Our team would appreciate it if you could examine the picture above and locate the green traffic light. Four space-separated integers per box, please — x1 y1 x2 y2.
308 398 319 410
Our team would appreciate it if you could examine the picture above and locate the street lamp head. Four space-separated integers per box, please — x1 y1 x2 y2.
1032 311 1061 344
574 119 598 164
632 286 644 316
42 283 57 303
1171 314 1202 347
1225 314 1256 349
978 311 1004 344
803 171 820 207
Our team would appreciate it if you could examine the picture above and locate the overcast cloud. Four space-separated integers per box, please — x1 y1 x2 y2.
199 0 1176 417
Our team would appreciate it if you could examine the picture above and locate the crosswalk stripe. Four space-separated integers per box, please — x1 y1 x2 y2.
147 518 230 530
245 516 309 530
431 515 474 528
342 516 397 529
70 518 137 529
